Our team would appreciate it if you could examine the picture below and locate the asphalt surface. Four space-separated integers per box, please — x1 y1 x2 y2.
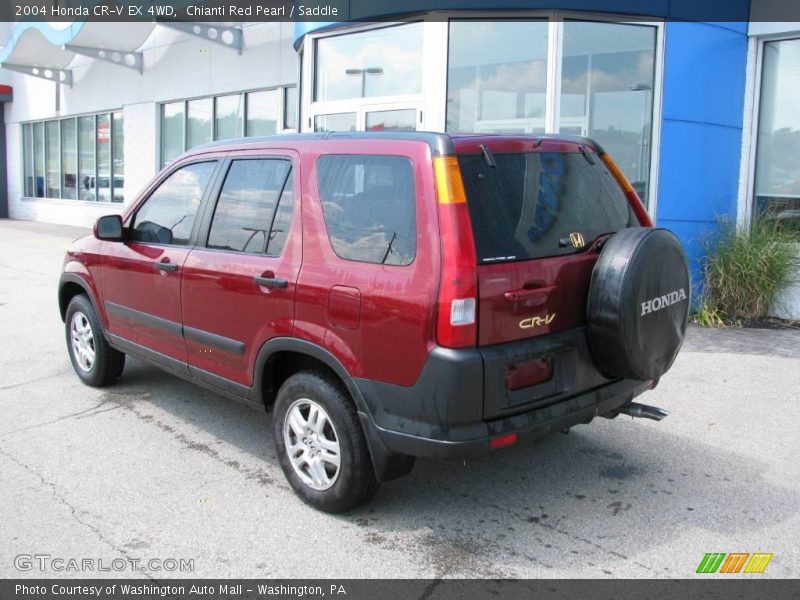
1 218 798 579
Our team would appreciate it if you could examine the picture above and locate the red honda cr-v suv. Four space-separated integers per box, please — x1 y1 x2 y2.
59 132 689 512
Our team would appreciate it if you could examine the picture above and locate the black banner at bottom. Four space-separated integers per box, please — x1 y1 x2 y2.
2 579 799 600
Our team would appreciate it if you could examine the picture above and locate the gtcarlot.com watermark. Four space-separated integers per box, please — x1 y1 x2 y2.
14 554 194 573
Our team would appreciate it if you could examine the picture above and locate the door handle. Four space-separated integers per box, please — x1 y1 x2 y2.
503 285 556 302
155 261 178 272
254 275 288 289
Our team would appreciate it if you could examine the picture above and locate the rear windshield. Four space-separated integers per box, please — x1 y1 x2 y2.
458 151 638 263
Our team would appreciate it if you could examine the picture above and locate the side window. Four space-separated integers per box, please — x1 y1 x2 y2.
267 174 294 256
316 155 416 265
131 162 216 245
207 159 292 254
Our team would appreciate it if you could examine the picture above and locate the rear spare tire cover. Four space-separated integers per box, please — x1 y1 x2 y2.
587 227 690 381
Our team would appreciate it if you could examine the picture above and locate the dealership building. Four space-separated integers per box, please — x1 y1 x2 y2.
0 2 799 316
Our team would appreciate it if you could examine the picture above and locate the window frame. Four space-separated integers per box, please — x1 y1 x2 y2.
197 155 297 257
127 158 222 248
315 152 419 267
299 12 664 215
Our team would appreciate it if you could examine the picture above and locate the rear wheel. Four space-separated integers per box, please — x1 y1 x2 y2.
274 371 379 512
65 294 125 387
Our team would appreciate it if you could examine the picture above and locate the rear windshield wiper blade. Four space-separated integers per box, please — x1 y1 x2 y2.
480 144 497 168
579 144 596 165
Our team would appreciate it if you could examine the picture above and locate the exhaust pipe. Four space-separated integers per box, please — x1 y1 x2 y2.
619 402 670 421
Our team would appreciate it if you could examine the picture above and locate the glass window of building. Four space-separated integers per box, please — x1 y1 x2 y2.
45 121 60 198
442 18 658 205
215 94 244 140
366 109 417 132
33 122 45 198
96 113 112 203
754 38 800 235
159 87 294 165
61 118 77 200
161 102 185 167
23 123 34 197
284 86 298 130
112 112 124 203
314 113 357 133
560 21 656 199
23 112 124 203
246 89 279 136
314 23 424 102
187 98 213 149
78 116 96 201
447 21 549 134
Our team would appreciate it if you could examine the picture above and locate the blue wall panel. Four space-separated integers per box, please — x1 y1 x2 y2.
656 21 748 282
657 120 742 222
661 22 748 127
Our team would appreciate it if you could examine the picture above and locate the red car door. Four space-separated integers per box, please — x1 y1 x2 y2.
101 159 220 367
180 151 302 388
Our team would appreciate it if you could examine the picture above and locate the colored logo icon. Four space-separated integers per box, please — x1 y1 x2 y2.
696 552 773 574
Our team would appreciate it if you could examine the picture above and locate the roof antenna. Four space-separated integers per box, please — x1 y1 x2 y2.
480 144 496 168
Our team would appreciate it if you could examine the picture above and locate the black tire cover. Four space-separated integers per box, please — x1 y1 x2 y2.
587 227 690 381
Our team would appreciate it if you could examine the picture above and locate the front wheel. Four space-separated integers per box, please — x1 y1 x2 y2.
65 294 125 387
274 371 379 513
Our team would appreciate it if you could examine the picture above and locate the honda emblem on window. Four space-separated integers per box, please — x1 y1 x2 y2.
569 232 585 249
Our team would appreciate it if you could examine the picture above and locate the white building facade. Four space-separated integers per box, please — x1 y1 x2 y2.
1 22 297 227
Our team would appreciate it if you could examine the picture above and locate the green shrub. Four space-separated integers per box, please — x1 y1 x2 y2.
695 218 799 325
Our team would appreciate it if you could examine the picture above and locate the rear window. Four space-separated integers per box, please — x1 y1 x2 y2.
458 151 637 263
316 154 416 266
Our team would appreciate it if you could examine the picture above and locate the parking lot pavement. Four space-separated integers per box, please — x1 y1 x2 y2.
1 217 798 580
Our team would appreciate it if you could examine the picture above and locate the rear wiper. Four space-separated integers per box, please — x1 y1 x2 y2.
381 231 398 264
579 145 596 165
480 144 497 168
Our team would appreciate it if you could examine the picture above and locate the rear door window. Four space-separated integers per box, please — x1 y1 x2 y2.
206 158 293 255
316 154 416 266
458 151 637 263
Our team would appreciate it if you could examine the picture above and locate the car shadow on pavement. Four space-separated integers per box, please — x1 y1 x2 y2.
104 357 798 578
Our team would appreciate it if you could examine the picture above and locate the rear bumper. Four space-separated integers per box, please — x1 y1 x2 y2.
360 378 649 459
354 329 650 460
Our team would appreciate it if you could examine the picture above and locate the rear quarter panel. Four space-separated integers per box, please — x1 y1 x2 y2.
294 139 441 386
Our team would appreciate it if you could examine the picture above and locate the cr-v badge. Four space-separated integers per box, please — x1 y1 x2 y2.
519 313 556 329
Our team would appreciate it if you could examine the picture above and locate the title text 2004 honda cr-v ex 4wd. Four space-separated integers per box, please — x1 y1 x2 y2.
59 132 690 512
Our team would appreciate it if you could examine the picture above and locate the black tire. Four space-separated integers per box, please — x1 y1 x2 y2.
274 371 379 513
65 294 125 387
587 227 690 381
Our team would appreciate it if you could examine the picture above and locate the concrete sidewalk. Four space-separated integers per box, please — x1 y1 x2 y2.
0 217 90 240
0 218 798 579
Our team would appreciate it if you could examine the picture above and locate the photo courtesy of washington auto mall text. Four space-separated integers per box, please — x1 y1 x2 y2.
1 0 800 599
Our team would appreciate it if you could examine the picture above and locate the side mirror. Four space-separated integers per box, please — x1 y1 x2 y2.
94 215 124 242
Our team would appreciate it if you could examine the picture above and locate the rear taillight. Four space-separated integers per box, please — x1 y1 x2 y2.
433 155 477 348
600 153 653 227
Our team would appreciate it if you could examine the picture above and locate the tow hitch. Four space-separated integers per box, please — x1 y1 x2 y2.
619 402 670 421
